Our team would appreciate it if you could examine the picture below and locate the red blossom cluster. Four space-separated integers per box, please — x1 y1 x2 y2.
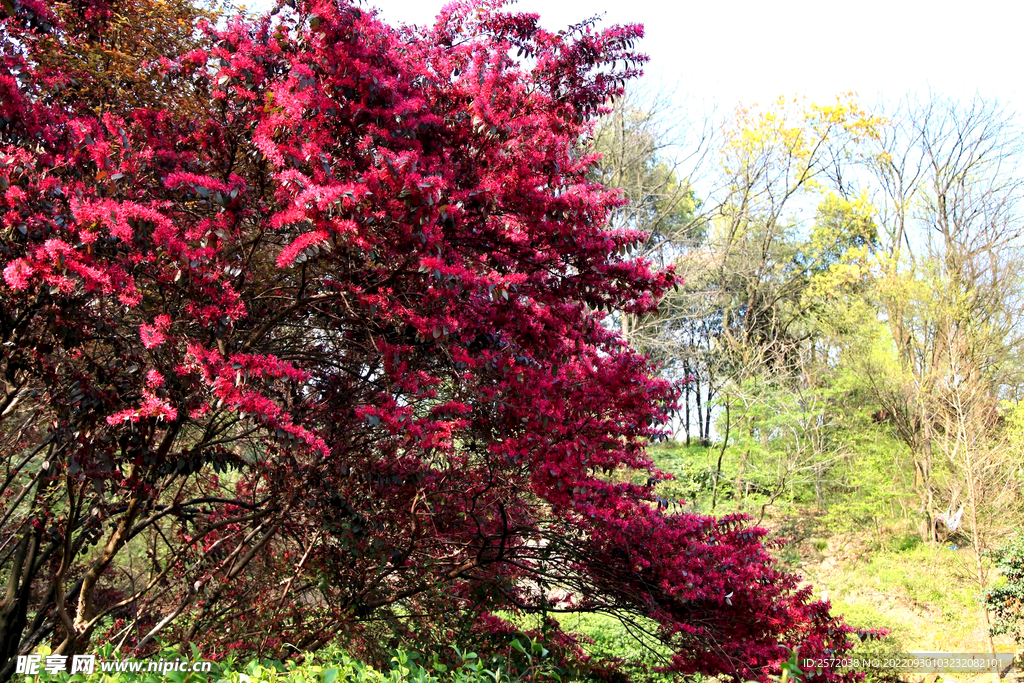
0 0 851 680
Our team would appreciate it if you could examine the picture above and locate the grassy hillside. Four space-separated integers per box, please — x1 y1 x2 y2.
644 441 1019 659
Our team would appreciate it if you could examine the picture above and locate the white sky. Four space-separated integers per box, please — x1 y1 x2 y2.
353 0 1024 112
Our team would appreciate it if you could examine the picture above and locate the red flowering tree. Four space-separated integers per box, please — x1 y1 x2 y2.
0 0 851 680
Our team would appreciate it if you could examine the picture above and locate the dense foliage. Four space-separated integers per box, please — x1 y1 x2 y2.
0 0 852 681
986 534 1024 643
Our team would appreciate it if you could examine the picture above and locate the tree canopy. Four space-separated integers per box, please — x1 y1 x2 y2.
0 0 850 680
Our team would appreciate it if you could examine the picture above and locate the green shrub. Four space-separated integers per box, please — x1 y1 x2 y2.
986 532 1024 643
28 640 567 683
890 534 921 553
840 634 904 683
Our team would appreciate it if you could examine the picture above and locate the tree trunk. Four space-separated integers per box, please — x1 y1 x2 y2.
711 402 730 511
734 449 749 509
0 530 39 680
695 377 704 445
703 386 715 447
683 359 691 447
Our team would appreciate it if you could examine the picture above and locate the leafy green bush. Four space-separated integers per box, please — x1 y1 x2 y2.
643 443 718 511
29 640 568 683
839 634 904 683
803 606 903 683
986 532 1024 643
891 534 919 553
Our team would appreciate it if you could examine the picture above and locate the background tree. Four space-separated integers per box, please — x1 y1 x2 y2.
585 89 717 448
32 0 218 114
864 94 1024 634
669 96 881 494
586 88 709 347
865 94 1024 544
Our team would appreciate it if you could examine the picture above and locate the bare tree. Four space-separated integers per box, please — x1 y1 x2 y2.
867 93 1024 543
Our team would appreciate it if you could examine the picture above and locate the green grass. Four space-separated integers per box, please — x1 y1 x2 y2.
647 440 1003 651
496 611 674 683
803 537 1009 653
558 612 674 681
829 544 981 615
